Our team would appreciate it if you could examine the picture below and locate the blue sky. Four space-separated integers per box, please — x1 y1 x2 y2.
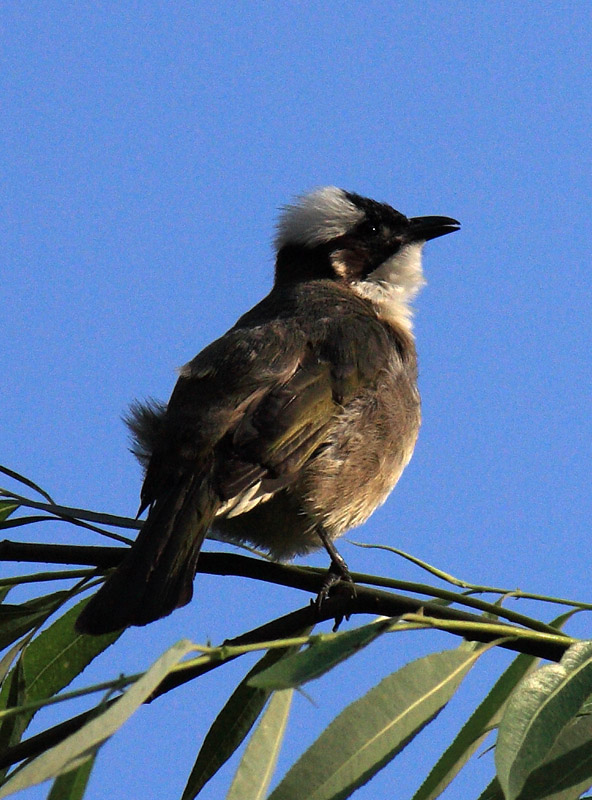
2 3 591 798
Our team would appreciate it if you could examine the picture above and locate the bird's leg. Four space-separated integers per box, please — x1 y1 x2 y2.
315 525 355 611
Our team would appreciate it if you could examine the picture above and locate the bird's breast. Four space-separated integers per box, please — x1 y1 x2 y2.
300 355 421 536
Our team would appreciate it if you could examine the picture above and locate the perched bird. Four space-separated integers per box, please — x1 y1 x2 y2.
76 187 459 635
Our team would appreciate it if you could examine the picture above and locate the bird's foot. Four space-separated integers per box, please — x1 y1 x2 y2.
314 525 356 629
315 556 356 630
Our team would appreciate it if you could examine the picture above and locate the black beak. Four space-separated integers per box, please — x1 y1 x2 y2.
408 215 461 242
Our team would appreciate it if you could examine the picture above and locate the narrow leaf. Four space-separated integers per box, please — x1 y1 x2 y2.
0 634 34 687
269 646 480 800
0 464 54 503
496 640 592 800
0 660 26 771
0 639 195 797
0 598 120 745
249 620 391 690
0 504 19 524
0 592 68 618
413 652 538 800
226 690 293 800
183 632 311 800
0 609 51 654
0 591 69 653
47 754 96 800
413 610 572 800
0 516 62 530
516 714 592 800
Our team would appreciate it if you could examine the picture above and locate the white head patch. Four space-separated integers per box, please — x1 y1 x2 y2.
275 187 364 250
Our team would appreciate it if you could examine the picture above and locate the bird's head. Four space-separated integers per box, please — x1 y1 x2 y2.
275 186 459 329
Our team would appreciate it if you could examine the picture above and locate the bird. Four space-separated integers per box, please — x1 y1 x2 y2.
76 187 459 635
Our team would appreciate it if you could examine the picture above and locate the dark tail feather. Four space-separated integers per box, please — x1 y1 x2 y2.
76 473 219 635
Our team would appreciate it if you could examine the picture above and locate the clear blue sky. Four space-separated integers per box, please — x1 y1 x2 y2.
2 3 591 799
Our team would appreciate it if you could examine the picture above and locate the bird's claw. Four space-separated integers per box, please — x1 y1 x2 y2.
315 558 356 629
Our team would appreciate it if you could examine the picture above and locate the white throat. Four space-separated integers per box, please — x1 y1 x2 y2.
351 242 426 332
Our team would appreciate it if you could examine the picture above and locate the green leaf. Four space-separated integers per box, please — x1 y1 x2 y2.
0 515 60 531
269 645 480 800
0 639 195 797
0 635 35 767
0 592 67 653
47 754 96 800
0 660 26 772
183 633 311 800
0 464 54 503
412 609 572 800
515 714 592 800
0 598 120 746
226 690 293 800
0 503 19 524
496 640 592 800
0 634 34 687
413 651 538 800
249 619 391 690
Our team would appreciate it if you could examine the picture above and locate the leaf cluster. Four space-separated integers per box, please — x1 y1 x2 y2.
1 466 592 799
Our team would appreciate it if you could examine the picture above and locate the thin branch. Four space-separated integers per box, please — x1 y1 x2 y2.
0 540 572 662
0 569 95 587
351 541 592 612
0 540 124 568
0 466 55 504
0 540 575 647
0 493 137 544
0 494 141 531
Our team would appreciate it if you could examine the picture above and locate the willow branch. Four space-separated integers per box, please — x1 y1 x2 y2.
0 539 571 663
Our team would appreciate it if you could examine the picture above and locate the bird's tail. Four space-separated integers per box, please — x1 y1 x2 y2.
76 472 219 635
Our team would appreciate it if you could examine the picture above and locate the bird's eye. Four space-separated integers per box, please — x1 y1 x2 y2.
360 221 379 237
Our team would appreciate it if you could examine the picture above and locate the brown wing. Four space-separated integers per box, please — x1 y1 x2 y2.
213 353 339 502
138 324 369 515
